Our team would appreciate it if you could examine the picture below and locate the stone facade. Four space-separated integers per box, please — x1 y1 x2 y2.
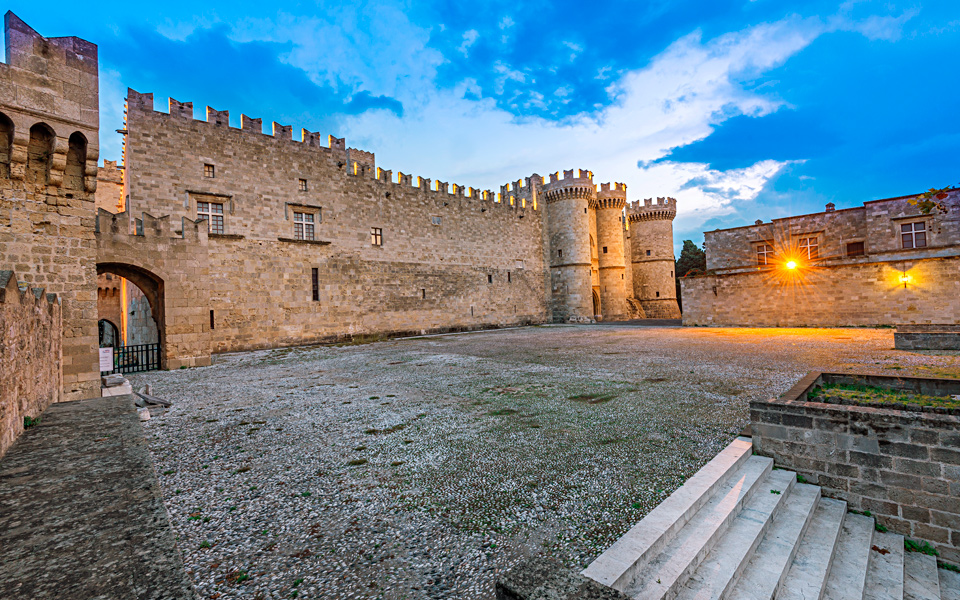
682 192 960 326
0 269 62 458
0 12 100 401
752 372 960 564
94 159 122 213
627 197 682 318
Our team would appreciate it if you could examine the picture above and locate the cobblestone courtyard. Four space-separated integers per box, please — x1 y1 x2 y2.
131 324 960 600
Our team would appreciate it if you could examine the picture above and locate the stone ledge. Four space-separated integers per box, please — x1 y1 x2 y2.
276 237 331 246
496 557 629 600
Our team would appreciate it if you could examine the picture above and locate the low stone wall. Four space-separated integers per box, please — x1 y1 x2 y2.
895 324 960 351
0 270 62 458
751 372 960 564
680 255 960 326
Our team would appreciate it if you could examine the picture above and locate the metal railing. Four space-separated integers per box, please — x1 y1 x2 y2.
105 343 161 374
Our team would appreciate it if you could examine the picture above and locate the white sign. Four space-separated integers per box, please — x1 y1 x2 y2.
99 347 114 372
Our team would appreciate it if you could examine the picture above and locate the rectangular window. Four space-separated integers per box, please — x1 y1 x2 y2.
294 211 315 241
421 289 426 299
646 250 651 256
603 246 608 254
209 309 215 330
431 216 442 226
901 222 926 249
371 227 383 246
558 249 563 258
799 237 819 259
204 163 215 178
756 243 774 265
196 201 224 234
298 178 308 191
487 274 493 284
507 271 512 283
846 241 865 257
312 268 319 302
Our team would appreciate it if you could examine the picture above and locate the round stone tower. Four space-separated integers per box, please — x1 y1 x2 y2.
544 168 595 322
627 197 682 318
593 183 628 320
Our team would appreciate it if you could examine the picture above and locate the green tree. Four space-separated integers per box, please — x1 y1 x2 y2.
675 240 706 278
908 184 957 215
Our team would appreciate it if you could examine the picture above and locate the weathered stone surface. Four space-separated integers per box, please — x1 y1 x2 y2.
0 395 195 599
0 269 61 458
497 556 629 600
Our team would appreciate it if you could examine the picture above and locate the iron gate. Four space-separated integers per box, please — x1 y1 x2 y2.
106 343 161 374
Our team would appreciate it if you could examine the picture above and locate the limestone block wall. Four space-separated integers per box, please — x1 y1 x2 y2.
120 90 548 352
594 185 628 320
0 269 61 458
544 169 595 322
680 255 960 326
0 13 101 401
95 159 123 213
752 372 960 564
96 210 212 368
628 198 681 318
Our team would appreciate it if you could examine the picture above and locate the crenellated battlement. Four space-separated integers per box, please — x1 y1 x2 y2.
543 168 596 204
627 196 677 222
95 208 209 242
125 88 370 164
593 181 627 209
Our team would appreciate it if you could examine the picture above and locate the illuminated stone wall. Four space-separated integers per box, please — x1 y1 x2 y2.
680 255 960 326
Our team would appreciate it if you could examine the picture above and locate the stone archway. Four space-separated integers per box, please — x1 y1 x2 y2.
592 290 601 319
96 262 165 369
98 319 119 347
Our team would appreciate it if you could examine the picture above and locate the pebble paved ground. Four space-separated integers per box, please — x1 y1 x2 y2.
130 324 960 600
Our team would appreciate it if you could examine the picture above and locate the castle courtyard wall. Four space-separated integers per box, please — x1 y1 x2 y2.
122 90 548 355
0 270 62 458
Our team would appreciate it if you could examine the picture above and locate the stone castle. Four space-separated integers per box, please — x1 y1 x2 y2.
0 13 680 408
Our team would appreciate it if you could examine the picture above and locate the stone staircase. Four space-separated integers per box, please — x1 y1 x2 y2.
583 437 960 600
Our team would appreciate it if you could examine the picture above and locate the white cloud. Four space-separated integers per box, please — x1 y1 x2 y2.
492 61 526 94
562 40 583 62
340 16 823 234
459 29 479 56
499 16 514 30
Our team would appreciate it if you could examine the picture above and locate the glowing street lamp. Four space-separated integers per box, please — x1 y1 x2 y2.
785 260 798 270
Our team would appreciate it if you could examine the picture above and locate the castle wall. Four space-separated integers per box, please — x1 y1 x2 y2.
95 159 123 213
0 269 62 458
680 255 960 326
122 90 549 353
595 186 628 321
0 13 100 401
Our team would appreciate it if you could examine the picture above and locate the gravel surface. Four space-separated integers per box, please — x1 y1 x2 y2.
131 324 960 600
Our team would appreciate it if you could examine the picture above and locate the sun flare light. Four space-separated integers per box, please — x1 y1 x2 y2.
785 260 798 270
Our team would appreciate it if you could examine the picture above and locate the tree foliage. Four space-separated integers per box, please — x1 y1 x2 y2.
675 240 706 278
908 184 957 215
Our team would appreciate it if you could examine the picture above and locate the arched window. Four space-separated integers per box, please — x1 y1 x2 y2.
26 123 55 185
0 112 13 179
64 131 87 190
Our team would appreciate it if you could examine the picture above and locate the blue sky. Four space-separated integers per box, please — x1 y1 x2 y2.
11 1 959 249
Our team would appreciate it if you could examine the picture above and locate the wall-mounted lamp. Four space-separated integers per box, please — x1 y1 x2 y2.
900 273 911 289
785 260 798 270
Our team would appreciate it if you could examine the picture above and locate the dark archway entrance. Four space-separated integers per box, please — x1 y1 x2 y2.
98 319 119 347
592 290 601 319
96 263 165 373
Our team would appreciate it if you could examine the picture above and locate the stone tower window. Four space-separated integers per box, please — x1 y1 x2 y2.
656 291 660 297
508 271 512 283
846 241 865 256
197 201 224 234
646 250 651 256
26 123 55 184
901 223 926 249
432 216 442 226
558 249 563 258
64 132 87 190
299 178 308 192
487 274 493 284
603 246 608 254
0 112 14 178
294 212 315 241
204 163 215 178
371 227 383 246
312 268 320 301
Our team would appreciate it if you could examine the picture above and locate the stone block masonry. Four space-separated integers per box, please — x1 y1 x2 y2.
0 269 62 458
751 372 960 565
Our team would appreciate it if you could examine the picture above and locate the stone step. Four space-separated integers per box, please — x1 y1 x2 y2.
726 482 823 600
904 552 940 600
940 567 960 600
864 531 905 600
584 437 755 590
669 468 797 600
822 514 875 600
620 455 774 599
772 497 847 600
